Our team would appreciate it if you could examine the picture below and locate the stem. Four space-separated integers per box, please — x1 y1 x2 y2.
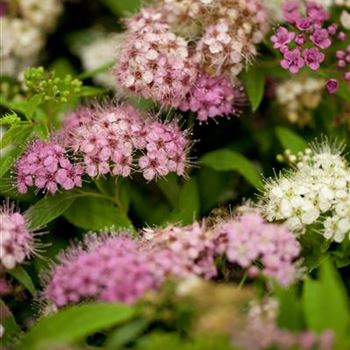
238 272 248 289
75 190 115 203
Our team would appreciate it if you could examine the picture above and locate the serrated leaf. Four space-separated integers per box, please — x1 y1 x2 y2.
18 303 136 350
7 265 36 296
275 127 307 153
1 123 33 149
303 258 350 346
200 149 262 189
26 192 77 229
63 196 133 231
241 68 265 111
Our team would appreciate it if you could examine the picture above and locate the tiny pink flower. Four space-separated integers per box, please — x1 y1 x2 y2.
326 79 339 94
303 47 325 70
271 27 295 50
310 28 331 49
281 48 305 74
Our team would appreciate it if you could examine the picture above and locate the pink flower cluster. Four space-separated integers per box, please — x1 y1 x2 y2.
15 139 83 194
232 298 334 350
214 213 301 286
142 222 217 279
117 9 197 106
64 104 189 181
271 0 345 74
0 202 33 269
116 1 269 121
179 73 244 122
44 235 159 306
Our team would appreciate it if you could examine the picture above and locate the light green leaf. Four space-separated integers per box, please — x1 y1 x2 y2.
26 192 77 229
200 149 262 189
63 196 133 231
19 303 136 350
166 179 199 225
241 68 265 111
1 123 33 149
275 127 307 153
303 258 350 346
7 265 36 296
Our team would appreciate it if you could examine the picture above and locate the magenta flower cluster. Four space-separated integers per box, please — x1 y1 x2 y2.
44 235 159 306
15 139 83 194
116 1 269 121
214 213 301 286
179 73 244 123
336 45 350 82
271 0 345 74
0 202 33 270
64 104 189 181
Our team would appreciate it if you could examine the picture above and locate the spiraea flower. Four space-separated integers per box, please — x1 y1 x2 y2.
214 212 301 286
15 139 83 194
0 201 35 269
262 141 350 242
179 73 244 122
64 104 190 180
142 222 217 279
275 75 325 125
43 234 160 306
116 11 197 106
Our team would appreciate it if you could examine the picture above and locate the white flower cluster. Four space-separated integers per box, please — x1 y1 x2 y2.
334 0 350 8
80 33 123 90
1 0 63 78
276 76 324 125
263 142 350 242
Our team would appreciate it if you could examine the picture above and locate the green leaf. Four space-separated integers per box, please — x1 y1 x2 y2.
8 94 44 118
336 81 350 103
200 149 262 189
166 179 199 225
303 258 350 346
1 123 33 149
0 299 22 346
241 68 265 111
63 196 133 231
7 265 36 296
275 127 307 153
101 0 142 15
0 145 26 178
106 319 149 349
156 174 180 207
18 303 136 350
26 192 77 229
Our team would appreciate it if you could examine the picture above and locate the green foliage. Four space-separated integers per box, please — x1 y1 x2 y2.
101 0 142 15
0 299 22 347
200 148 262 189
302 258 350 348
7 265 36 296
241 67 265 112
18 303 136 350
275 127 308 153
0 112 21 126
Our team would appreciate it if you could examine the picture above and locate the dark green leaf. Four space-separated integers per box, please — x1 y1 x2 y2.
101 0 142 15
275 127 307 153
1 123 33 149
26 192 77 229
19 303 136 350
0 299 22 346
241 68 265 111
166 179 199 225
63 196 133 231
7 265 36 296
156 174 180 207
200 149 262 189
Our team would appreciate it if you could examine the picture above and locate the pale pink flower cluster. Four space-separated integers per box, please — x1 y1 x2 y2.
116 0 269 121
142 222 217 279
232 298 334 350
0 202 33 269
64 104 189 180
15 139 83 194
117 10 197 106
214 213 301 286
